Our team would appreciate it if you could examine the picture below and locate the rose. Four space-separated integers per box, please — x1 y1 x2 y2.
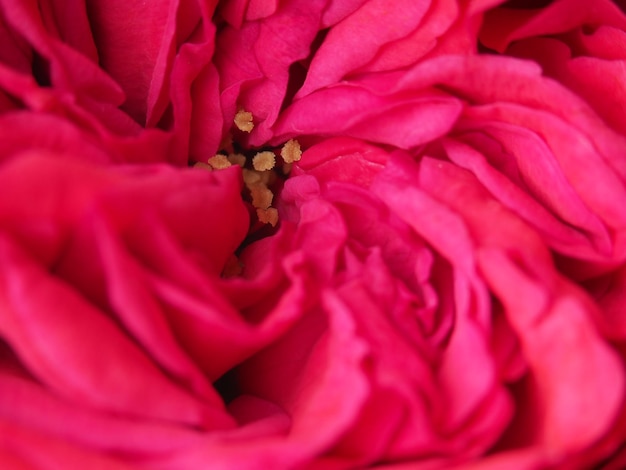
2 1 626 470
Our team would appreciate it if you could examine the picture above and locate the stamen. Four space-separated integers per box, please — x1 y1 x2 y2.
243 169 262 185
252 151 276 171
280 139 302 163
256 207 278 227
234 109 254 133
258 169 276 186
193 162 212 171
227 153 246 167
207 154 232 170
249 183 273 209
195 135 303 231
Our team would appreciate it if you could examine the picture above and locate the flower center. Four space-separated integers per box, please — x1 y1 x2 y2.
194 108 302 229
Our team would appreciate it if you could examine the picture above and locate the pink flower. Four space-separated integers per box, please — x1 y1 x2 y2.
2 0 626 469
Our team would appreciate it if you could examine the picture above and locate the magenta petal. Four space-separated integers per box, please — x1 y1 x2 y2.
215 0 326 145
148 289 371 470
331 282 441 461
77 215 222 402
246 0 279 20
217 0 249 29
188 64 224 161
481 0 626 54
297 0 432 96
0 374 204 456
0 155 252 431
505 32 626 136
0 419 135 470
480 250 625 453
0 235 234 429
441 138 606 262
1 0 124 103
274 86 461 148
87 0 181 123
575 24 626 60
292 137 388 187
459 103 626 238
437 314 511 434
353 0 458 73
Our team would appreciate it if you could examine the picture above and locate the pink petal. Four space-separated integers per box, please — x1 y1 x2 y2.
86 0 180 123
0 374 204 456
479 250 624 454
0 234 234 429
273 86 462 148
480 0 626 53
0 419 135 470
297 0 432 97
1 0 124 103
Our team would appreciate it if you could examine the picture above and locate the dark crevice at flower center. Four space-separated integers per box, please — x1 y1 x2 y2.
195 109 303 278
477 42 500 55
0 338 46 387
196 109 301 231
502 0 553 8
32 52 52 87
595 443 626 469
279 28 329 113
213 368 240 405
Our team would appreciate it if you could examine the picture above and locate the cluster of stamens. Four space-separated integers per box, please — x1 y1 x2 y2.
195 109 302 228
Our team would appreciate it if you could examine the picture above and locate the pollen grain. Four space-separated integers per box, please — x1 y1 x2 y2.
227 153 247 167
250 183 274 210
252 151 276 171
256 207 279 227
207 154 232 170
234 109 254 133
281 139 302 164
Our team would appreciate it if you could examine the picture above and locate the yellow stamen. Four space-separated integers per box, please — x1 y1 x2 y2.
259 169 277 186
281 139 302 163
194 162 212 171
227 153 246 167
197 129 298 232
252 151 276 171
249 183 273 210
243 169 262 185
256 207 278 227
234 109 254 133
207 154 232 170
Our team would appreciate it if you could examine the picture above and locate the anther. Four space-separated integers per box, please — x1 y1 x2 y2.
252 151 276 171
207 154 232 170
234 109 254 133
281 139 302 164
